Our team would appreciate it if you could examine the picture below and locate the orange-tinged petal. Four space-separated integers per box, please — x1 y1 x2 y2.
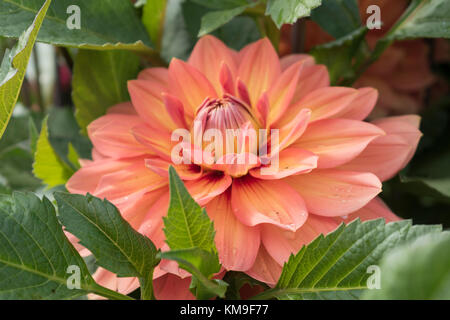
333 87 378 120
138 67 169 86
168 58 217 116
238 38 281 106
291 65 330 104
293 118 385 168
261 214 340 265
145 158 203 181
339 135 412 182
138 193 169 249
66 158 132 194
88 114 151 159
250 147 318 180
185 172 232 206
94 160 167 201
285 169 382 216
154 273 195 300
212 153 261 178
131 123 175 161
279 87 358 126
371 115 422 165
188 35 238 94
231 176 308 231
280 54 315 70
245 246 282 286
107 102 137 115
274 108 311 152
337 197 401 224
206 191 260 271
89 268 139 299
267 60 304 125
128 79 177 132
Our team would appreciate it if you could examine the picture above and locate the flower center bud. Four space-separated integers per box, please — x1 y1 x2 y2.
193 95 259 163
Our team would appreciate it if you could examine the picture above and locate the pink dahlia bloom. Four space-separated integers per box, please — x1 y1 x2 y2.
67 35 421 299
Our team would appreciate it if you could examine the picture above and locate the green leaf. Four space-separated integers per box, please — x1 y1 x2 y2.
266 0 322 28
0 192 131 300
72 50 139 134
55 192 160 300
162 166 225 299
33 117 74 188
159 248 227 299
191 0 250 10
198 5 249 37
311 27 368 85
164 166 216 252
363 232 450 299
386 0 450 40
310 0 361 38
253 219 441 300
0 114 41 191
142 0 167 51
223 271 269 300
0 0 154 51
0 0 50 139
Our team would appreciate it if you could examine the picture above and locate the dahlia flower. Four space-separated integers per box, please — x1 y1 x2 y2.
67 35 421 299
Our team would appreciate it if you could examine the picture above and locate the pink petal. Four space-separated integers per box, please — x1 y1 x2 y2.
238 38 281 106
333 87 378 120
138 67 169 86
128 79 177 132
154 273 195 300
168 58 217 116
88 114 151 159
231 176 308 231
185 172 232 206
250 147 318 179
131 123 175 161
206 191 260 271
293 118 385 168
106 102 137 115
188 35 238 94
145 158 203 181
89 268 139 299
337 197 401 224
284 169 382 216
280 54 315 70
261 214 340 265
66 158 131 194
245 246 282 286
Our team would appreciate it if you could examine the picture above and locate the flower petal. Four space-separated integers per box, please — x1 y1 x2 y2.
293 118 385 168
188 35 238 94
231 176 308 231
238 38 281 106
128 79 177 132
137 67 169 86
284 169 382 216
245 246 282 286
153 273 195 300
261 214 340 265
206 191 260 271
145 158 203 181
185 172 232 206
168 58 217 116
333 87 378 120
88 114 151 158
337 197 401 224
250 147 318 179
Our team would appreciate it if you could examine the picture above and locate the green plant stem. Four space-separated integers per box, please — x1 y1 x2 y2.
89 283 135 300
139 273 156 300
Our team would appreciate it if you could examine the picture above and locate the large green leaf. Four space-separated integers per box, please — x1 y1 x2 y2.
33 117 74 188
311 27 368 85
386 0 450 40
162 166 225 299
310 0 361 38
55 192 160 300
0 0 50 139
0 192 131 300
198 5 251 37
0 114 41 190
252 219 441 300
72 50 139 134
364 232 450 299
266 0 322 28
142 0 167 51
0 0 153 51
164 167 216 252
